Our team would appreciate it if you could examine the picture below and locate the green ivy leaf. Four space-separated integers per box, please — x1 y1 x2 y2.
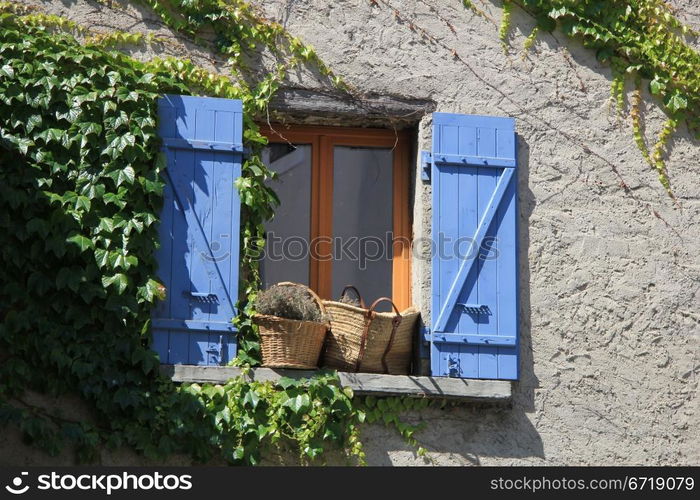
0 64 14 78
94 248 109 268
15 138 34 155
665 92 688 112
26 219 48 238
101 273 129 294
36 128 64 144
81 183 106 200
143 278 165 302
98 217 115 233
56 267 80 292
25 114 42 133
102 193 127 209
103 100 117 114
243 389 260 409
114 387 137 409
284 394 311 414
108 251 128 270
649 79 664 95
75 195 91 212
277 376 300 389
66 233 94 252
120 166 136 186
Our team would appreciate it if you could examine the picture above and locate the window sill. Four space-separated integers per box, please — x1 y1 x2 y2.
160 365 512 403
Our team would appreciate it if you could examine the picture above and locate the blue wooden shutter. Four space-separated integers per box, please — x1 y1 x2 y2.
430 113 518 380
151 95 243 366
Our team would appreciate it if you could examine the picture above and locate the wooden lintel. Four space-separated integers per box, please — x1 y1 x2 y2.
264 87 436 128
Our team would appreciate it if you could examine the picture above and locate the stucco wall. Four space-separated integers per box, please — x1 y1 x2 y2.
11 0 700 466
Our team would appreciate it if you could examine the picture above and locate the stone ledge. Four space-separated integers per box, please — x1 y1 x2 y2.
161 365 512 403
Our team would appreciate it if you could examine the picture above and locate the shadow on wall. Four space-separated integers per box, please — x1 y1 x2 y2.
363 135 542 466
54 0 189 36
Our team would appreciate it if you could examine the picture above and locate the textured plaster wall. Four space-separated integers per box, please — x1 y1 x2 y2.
9 0 700 466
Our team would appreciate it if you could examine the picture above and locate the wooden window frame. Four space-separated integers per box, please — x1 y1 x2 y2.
258 124 413 310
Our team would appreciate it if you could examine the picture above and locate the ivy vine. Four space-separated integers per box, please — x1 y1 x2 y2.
0 1 427 465
494 0 700 197
128 0 352 364
6 0 693 466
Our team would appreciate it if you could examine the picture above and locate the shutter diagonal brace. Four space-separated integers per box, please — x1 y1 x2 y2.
433 166 515 333
163 166 235 314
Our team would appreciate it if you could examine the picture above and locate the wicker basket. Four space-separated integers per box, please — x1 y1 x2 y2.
254 282 329 369
322 286 420 375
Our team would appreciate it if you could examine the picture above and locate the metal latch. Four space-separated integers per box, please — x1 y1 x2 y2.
206 335 224 365
421 151 432 181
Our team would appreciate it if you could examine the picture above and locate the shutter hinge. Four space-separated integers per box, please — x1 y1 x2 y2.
420 151 432 182
447 354 460 377
420 325 431 344
419 325 431 359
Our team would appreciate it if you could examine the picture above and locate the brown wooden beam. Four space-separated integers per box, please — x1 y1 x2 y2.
264 88 436 129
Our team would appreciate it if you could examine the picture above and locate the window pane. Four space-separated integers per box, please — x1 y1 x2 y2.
261 144 311 288
332 146 393 309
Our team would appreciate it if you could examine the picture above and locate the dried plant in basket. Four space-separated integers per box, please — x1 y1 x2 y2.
255 284 324 323
337 293 361 307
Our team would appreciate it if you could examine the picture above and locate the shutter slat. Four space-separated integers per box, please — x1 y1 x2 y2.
192 106 215 329
167 148 194 363
430 113 519 380
152 95 242 366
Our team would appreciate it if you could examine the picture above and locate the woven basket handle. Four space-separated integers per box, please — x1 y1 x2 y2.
356 297 403 374
275 282 329 327
366 297 402 320
340 285 366 308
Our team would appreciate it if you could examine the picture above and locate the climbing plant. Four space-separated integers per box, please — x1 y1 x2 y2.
5 0 694 466
495 0 700 196
0 2 427 465
128 0 352 363
499 0 513 49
